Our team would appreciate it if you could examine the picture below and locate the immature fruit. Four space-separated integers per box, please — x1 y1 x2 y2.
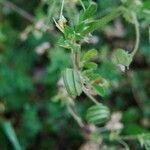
63 68 82 98
86 104 110 125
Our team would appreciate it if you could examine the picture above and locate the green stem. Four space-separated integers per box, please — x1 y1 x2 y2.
60 0 65 18
75 51 81 69
71 46 98 105
67 105 84 128
71 43 81 69
131 12 140 57
79 73 99 105
71 49 76 70
82 86 99 105
71 45 99 105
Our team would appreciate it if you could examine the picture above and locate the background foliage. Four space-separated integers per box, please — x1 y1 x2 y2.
0 0 149 149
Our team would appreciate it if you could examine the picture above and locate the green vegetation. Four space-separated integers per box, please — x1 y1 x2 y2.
0 0 149 149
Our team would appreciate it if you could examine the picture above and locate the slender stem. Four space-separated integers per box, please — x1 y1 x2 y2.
67 105 84 128
60 0 65 18
71 49 76 70
78 72 99 105
71 45 81 76
79 0 85 10
82 85 99 105
131 12 140 57
75 48 81 69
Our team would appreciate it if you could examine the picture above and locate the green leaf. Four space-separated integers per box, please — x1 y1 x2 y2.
64 26 74 39
92 83 105 97
58 37 71 49
79 3 97 22
75 32 84 41
142 1 150 10
122 124 148 135
86 104 110 125
83 49 98 62
75 22 86 33
82 6 123 35
83 62 97 70
84 71 100 81
111 48 132 67
122 107 140 123
0 119 22 150
122 9 134 23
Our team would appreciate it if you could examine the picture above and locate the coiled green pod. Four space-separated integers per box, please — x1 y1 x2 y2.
86 104 110 125
63 68 82 98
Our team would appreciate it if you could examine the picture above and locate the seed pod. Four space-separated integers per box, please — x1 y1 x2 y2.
63 68 82 98
86 104 110 125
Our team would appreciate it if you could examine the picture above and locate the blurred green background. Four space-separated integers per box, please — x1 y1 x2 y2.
0 0 149 149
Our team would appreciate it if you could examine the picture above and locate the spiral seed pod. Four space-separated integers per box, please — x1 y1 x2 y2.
86 104 110 125
63 68 82 98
